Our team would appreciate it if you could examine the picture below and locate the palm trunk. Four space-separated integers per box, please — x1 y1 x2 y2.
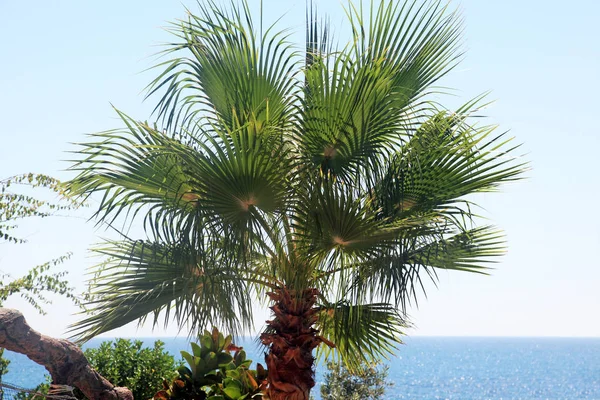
260 288 330 400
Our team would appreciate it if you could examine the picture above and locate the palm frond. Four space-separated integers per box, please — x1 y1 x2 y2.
299 0 463 180
290 180 395 272
66 109 199 240
181 122 292 226
370 102 527 225
147 0 299 133
315 301 406 371
68 109 293 256
71 238 257 342
354 225 505 311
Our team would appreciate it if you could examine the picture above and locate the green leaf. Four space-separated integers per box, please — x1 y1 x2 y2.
191 342 203 358
222 378 243 399
217 352 234 366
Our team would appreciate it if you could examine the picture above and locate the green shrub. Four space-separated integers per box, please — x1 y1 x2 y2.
78 339 180 400
320 360 393 400
154 328 267 400
14 376 51 400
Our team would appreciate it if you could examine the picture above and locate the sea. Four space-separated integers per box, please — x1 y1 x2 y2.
3 337 600 399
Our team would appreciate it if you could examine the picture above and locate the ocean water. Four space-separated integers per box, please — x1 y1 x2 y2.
3 337 600 399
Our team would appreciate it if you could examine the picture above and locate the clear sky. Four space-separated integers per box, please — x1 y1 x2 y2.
1 0 598 340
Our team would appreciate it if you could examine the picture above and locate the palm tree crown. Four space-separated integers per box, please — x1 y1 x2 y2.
67 1 526 398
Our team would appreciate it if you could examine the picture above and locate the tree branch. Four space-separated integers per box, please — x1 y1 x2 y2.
0 308 133 400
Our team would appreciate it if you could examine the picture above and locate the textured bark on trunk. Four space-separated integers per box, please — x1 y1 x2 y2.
0 308 133 400
260 288 333 400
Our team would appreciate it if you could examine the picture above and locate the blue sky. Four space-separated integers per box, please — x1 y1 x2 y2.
0 0 598 339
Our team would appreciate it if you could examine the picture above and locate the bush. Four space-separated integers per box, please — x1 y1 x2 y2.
154 327 267 400
78 339 180 400
14 376 50 400
320 360 393 400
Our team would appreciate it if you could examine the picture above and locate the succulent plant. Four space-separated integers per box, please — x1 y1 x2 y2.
154 328 268 400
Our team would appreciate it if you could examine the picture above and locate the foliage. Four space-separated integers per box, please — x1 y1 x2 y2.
0 173 80 313
74 339 179 400
0 174 76 244
0 354 8 383
0 255 78 314
0 174 80 380
154 327 267 400
320 361 392 400
13 376 51 400
65 0 527 396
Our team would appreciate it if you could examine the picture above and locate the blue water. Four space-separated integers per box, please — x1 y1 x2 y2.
3 337 600 399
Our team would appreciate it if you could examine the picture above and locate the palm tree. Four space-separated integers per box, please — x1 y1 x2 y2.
67 1 525 399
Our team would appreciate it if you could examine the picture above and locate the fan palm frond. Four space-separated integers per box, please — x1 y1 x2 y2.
147 0 299 133
299 0 463 180
315 301 406 371
370 100 526 226
353 225 506 311
72 238 260 342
